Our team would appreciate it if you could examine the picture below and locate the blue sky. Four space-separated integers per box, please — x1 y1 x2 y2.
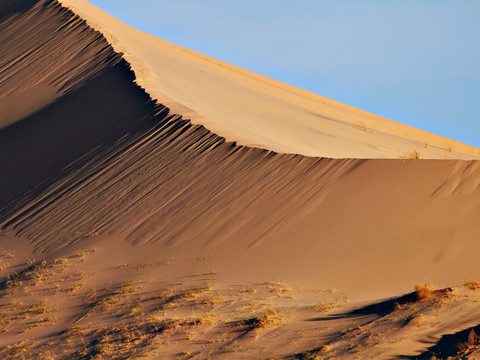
89 0 479 147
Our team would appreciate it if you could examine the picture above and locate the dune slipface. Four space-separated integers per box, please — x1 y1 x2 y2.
1 1 480 359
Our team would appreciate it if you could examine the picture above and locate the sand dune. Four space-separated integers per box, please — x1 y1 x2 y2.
1 0 480 358
59 0 480 159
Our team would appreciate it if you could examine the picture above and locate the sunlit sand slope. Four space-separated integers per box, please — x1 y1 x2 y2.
58 0 480 159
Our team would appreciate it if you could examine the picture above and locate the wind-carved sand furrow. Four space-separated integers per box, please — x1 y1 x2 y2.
56 128 203 238
85 123 215 215
2 129 141 231
1 55 359 250
228 158 353 249
0 94 161 226
0 0 126 131
1 9 64 73
122 151 351 248
431 161 480 199
7 113 223 248
90 128 234 240
8 117 171 238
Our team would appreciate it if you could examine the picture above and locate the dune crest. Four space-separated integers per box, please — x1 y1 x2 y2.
59 0 479 159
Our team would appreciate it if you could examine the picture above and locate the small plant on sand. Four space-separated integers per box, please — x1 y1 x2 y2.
290 345 330 360
24 260 50 286
464 280 480 291
0 261 8 272
241 287 257 295
29 299 51 315
400 149 420 160
266 280 293 295
356 121 376 134
312 296 349 313
0 249 15 258
405 313 425 327
70 248 96 262
414 284 436 302
241 308 283 332
458 329 480 353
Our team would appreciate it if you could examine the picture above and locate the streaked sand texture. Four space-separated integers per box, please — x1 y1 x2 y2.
1 1 480 358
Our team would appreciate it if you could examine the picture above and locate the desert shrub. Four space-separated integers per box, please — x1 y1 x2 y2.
400 150 420 160
465 280 480 291
414 284 436 302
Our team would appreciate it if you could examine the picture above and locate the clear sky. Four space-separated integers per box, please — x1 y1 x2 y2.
88 0 479 147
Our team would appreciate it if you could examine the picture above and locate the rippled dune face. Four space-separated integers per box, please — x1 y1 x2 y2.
1 0 480 359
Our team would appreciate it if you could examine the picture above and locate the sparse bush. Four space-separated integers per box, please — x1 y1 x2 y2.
312 297 348 313
465 280 480 291
29 299 50 315
458 329 479 353
400 149 420 160
356 121 376 134
415 284 436 302
405 313 424 327
242 308 284 331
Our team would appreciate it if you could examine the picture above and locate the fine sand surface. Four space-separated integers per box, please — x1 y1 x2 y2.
1 0 480 359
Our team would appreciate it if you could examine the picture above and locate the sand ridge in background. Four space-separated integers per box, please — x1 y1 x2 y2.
60 0 480 159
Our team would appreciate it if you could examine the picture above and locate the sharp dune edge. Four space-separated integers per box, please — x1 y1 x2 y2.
58 0 480 160
1 1 480 359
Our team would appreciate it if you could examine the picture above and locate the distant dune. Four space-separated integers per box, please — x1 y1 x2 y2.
1 0 480 358
58 0 479 159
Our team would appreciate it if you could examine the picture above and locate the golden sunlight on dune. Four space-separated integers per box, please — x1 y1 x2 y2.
1 1 480 358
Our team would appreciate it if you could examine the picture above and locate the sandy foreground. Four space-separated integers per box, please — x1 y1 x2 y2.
1 0 480 359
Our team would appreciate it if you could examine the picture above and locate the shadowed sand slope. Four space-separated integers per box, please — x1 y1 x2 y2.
0 0 127 129
0 0 164 216
57 0 480 159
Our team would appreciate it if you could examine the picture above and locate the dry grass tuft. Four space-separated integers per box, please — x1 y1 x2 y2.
0 261 9 272
29 299 51 315
400 149 420 160
356 121 376 134
405 313 425 327
312 297 349 313
457 329 480 353
414 284 436 302
266 281 293 296
241 308 284 332
292 345 330 359
0 249 15 258
465 280 480 291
